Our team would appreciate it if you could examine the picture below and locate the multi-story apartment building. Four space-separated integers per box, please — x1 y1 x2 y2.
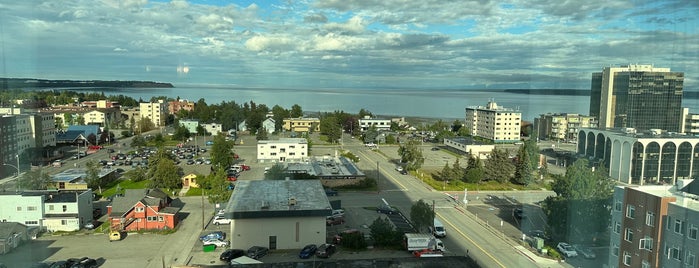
168 99 195 116
590 64 684 132
29 111 56 148
0 115 18 178
282 117 320 133
578 128 699 185
682 109 699 136
465 101 521 143
139 100 168 127
120 107 140 128
80 100 120 108
357 116 391 132
609 182 698 268
0 190 93 232
257 138 308 163
83 108 120 127
535 113 597 142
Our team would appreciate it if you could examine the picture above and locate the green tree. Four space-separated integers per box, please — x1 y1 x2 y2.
451 158 464 182
123 167 147 182
256 127 269 141
148 157 182 190
397 140 425 171
523 139 540 169
271 105 290 133
369 217 401 248
457 126 470 137
172 124 191 142
264 164 287 180
513 145 534 185
19 168 53 190
84 160 101 189
138 116 155 133
363 125 379 143
464 165 484 183
77 115 85 125
385 134 396 144
131 134 146 148
410 200 434 233
439 162 453 181
483 148 514 183
210 133 234 169
342 231 367 250
290 104 303 118
320 115 342 143
200 167 231 204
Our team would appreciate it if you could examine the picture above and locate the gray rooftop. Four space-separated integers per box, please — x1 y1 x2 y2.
51 168 116 183
285 156 365 179
446 136 491 146
224 180 331 219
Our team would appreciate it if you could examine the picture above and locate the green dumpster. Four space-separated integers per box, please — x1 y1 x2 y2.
203 244 216 252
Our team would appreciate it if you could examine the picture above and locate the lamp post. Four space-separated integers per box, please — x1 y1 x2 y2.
3 154 20 191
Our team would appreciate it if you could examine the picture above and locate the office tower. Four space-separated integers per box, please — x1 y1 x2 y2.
589 64 684 132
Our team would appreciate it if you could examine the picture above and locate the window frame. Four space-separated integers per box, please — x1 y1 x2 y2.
623 251 632 266
626 205 635 219
625 228 634 242
645 211 655 227
639 236 653 251
689 224 697 240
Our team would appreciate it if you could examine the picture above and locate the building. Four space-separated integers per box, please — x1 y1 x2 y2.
50 168 118 190
202 123 223 136
282 117 320 133
578 128 699 185
80 100 120 108
257 138 308 163
284 156 366 182
139 100 169 127
0 222 37 254
107 189 180 231
535 113 597 142
179 119 199 134
357 116 392 132
181 174 200 188
0 115 19 178
608 181 699 268
168 99 195 116
120 107 140 128
0 190 93 232
465 101 521 143
443 137 495 159
682 109 699 136
82 108 120 127
590 64 684 132
261 118 275 134
222 180 331 250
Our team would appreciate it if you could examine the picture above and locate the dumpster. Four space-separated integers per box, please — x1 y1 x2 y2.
203 244 216 252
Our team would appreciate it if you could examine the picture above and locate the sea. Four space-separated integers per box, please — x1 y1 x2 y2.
57 86 699 121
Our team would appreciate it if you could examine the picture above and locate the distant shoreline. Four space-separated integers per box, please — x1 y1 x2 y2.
0 77 174 89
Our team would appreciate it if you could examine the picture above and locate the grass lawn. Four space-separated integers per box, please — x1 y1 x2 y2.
184 187 203 196
100 179 150 198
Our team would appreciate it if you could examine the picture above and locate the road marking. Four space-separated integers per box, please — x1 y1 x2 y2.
438 213 507 268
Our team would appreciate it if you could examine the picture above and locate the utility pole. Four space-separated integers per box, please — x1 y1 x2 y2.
376 161 380 194
201 188 205 230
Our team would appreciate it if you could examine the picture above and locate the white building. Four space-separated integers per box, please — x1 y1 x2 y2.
202 123 223 136
222 180 331 250
139 100 168 127
257 138 308 163
261 118 275 134
444 137 495 159
358 116 391 132
465 101 521 143
0 190 93 232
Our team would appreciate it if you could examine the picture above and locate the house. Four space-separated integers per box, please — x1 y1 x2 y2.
262 118 275 134
283 117 320 133
222 180 331 250
0 222 35 254
107 189 180 231
257 138 308 163
0 190 93 232
181 173 200 188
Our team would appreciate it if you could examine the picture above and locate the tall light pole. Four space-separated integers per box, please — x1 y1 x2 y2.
3 154 20 192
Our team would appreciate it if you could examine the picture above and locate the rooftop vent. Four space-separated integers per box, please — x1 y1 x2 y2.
288 197 297 206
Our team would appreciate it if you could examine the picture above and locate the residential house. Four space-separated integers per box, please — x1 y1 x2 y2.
282 117 320 133
0 190 93 232
181 173 200 188
0 222 35 254
357 116 391 132
108 189 180 231
262 118 275 134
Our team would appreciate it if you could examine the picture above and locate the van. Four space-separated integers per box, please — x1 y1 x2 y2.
52 160 63 167
432 219 446 238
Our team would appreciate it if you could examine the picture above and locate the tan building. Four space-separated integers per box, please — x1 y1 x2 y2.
181 173 200 188
535 113 597 142
282 117 320 133
222 180 331 250
168 99 195 116
139 100 168 127
83 108 120 127
81 100 119 108
465 101 521 143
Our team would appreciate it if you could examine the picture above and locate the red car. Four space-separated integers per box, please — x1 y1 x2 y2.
326 216 345 226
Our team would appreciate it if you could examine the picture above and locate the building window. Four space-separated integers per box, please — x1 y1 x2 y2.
626 205 635 219
49 205 54 211
61 220 68 225
639 236 653 251
625 228 634 242
614 221 621 234
612 244 619 256
641 260 650 268
675 219 685 235
623 252 632 266
687 251 696 266
689 224 697 240
136 207 144 212
669 246 681 261
16 206 21 211
646 212 655 227
147 216 157 222
24 221 38 225
62 205 67 212
27 206 37 211
158 216 164 222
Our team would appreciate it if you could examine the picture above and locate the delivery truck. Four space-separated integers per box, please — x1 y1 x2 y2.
403 233 445 251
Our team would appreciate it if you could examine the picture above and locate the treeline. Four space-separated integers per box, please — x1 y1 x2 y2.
0 77 173 89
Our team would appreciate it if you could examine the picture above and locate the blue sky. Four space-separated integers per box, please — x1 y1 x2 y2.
0 0 697 90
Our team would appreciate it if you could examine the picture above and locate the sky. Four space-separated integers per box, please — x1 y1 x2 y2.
0 0 698 90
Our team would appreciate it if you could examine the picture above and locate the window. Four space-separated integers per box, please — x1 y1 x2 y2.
646 212 655 226
158 216 164 222
689 224 697 240
136 207 144 212
27 206 37 211
612 244 619 256
49 205 54 211
625 228 634 242
639 236 653 251
615 201 623 211
614 221 621 234
687 251 696 266
62 205 67 212
669 246 681 261
626 205 635 218
623 251 632 266
61 220 67 225
24 221 38 225
675 219 685 235
641 260 650 268
147 216 157 221
16 206 21 211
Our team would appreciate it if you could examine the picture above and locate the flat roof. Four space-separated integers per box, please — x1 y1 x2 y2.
224 180 331 219
51 168 115 183
446 137 492 146
258 138 307 144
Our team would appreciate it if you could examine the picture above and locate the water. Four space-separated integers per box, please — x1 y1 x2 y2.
97 87 598 121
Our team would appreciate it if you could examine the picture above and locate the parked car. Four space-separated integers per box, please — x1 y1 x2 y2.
326 216 345 226
395 166 404 172
247 246 269 259
298 244 318 259
186 159 195 165
399 169 408 175
573 244 596 259
69 258 97 268
324 188 338 196
376 205 397 215
83 221 95 230
213 215 231 225
200 231 225 241
315 243 336 258
332 229 360 245
557 242 578 258
326 209 345 219
219 249 245 261
529 230 550 241
203 238 229 247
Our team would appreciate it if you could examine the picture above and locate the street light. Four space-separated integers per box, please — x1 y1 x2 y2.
2 154 20 191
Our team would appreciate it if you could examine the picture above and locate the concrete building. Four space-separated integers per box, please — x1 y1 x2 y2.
282 117 320 133
0 190 93 232
608 181 699 268
357 116 392 132
168 99 195 116
80 100 120 108
222 180 331 250
443 137 495 159
29 111 57 148
682 109 699 136
535 113 597 142
179 119 199 134
284 156 366 181
465 101 521 143
590 64 684 132
257 138 308 163
139 100 168 127
578 128 699 185
83 108 120 127
0 115 19 178
120 107 140 128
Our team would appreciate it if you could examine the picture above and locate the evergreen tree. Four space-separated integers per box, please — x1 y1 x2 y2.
398 140 425 171
210 133 233 169
483 148 514 183
513 145 534 185
410 200 435 233
369 217 401 248
256 127 269 141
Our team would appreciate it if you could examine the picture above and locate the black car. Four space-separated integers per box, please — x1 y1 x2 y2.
298 244 317 259
70 258 97 268
324 188 338 196
376 205 397 215
220 249 245 261
247 246 269 259
315 243 336 258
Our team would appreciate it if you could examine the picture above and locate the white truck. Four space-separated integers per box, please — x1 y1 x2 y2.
403 233 445 252
431 219 447 238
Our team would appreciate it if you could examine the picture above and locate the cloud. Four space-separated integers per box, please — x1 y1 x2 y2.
113 47 129 52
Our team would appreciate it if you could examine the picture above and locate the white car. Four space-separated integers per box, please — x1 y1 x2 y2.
326 209 345 219
203 238 229 247
557 242 578 258
213 215 231 225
